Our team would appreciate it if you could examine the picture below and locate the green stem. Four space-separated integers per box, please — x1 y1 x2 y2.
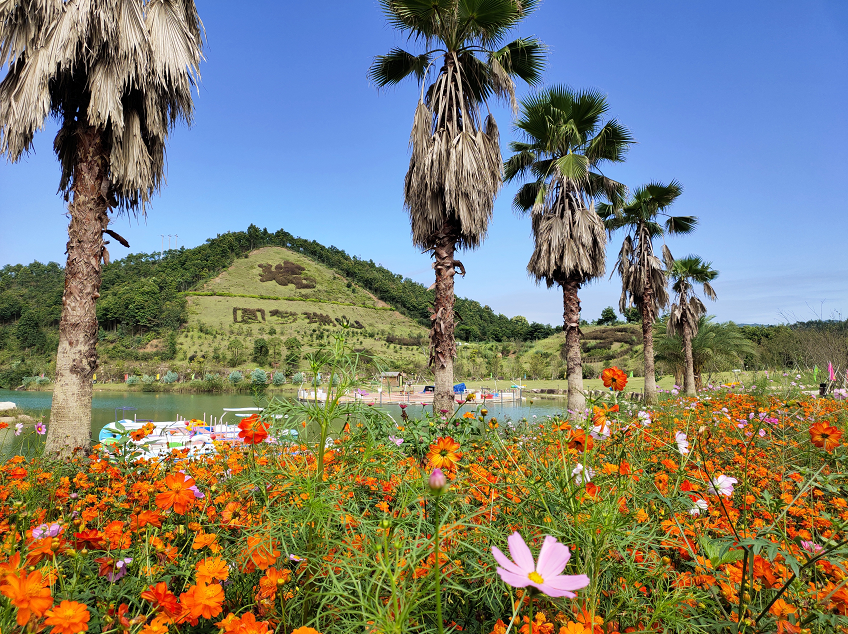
433 495 444 634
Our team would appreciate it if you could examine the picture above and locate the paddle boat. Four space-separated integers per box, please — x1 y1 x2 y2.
98 407 297 459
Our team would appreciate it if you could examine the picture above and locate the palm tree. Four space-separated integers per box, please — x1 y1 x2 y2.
504 86 633 414
599 182 696 404
370 0 544 412
0 0 204 455
667 256 718 396
654 315 757 389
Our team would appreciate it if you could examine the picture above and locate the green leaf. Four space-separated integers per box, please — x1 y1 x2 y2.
490 37 545 86
369 48 432 86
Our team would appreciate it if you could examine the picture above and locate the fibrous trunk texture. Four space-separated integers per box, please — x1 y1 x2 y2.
430 221 459 414
45 123 109 458
682 323 697 397
641 283 658 405
562 276 585 415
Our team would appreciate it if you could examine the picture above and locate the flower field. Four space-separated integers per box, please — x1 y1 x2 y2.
1 379 847 634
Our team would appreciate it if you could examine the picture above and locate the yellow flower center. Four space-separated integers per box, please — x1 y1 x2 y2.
528 571 544 584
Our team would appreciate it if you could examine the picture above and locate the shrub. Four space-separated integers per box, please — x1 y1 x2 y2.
35 376 50 386
582 364 597 380
272 372 286 386
251 368 268 385
161 371 179 384
125 375 140 385
228 370 243 385
291 372 304 384
204 373 218 382
142 374 155 385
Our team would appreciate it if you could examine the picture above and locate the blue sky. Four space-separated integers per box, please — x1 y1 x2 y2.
2 1 847 325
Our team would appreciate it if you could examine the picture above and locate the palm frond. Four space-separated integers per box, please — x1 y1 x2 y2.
665 215 697 235
369 48 433 86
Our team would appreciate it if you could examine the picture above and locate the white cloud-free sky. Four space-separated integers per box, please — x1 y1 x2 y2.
2 1 847 325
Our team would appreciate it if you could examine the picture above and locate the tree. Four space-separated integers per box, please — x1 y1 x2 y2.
284 337 302 372
0 0 204 456
252 338 269 365
622 307 641 323
596 307 618 326
667 256 718 396
654 316 756 388
370 0 544 412
267 336 283 366
504 86 633 413
600 181 695 404
15 309 46 352
227 339 245 367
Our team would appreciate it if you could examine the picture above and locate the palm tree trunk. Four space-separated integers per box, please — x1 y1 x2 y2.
45 123 109 458
682 323 696 396
430 221 459 414
561 276 585 415
640 290 658 405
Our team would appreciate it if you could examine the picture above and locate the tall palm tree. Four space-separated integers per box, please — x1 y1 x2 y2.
370 0 544 413
599 182 696 404
504 86 633 414
667 256 718 396
0 0 204 456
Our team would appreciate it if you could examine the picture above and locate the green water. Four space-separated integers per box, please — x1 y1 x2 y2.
0 389 565 439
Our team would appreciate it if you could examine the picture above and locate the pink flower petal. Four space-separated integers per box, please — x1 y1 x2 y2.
544 573 591 594
535 536 571 579
507 532 535 572
496 568 533 588
491 546 529 577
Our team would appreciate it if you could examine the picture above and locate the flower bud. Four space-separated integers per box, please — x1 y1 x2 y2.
481 409 488 417
428 468 448 494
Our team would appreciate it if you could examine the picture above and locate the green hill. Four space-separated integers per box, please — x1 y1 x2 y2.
0 225 561 387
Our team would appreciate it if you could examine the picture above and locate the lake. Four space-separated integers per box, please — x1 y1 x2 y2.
0 389 568 438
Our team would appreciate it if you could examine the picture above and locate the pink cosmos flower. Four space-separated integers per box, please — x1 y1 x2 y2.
491 532 589 598
708 474 738 497
34 422 46 435
388 435 403 446
801 540 824 555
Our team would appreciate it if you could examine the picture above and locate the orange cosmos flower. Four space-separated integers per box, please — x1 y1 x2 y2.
601 366 628 391
218 611 272 634
567 430 594 453
0 569 53 625
44 600 90 634
193 532 219 550
426 436 463 471
196 556 230 584
155 473 197 515
242 535 281 572
809 422 842 451
180 582 225 620
141 615 172 634
238 414 269 445
462 412 477 419
290 628 323 634
141 582 180 618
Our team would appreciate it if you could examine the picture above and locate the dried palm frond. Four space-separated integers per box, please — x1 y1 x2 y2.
0 0 204 214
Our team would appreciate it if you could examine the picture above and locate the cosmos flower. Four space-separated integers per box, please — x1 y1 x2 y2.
426 436 462 471
34 422 46 435
601 367 628 391
708 474 738 497
675 431 690 455
809 422 842 452
44 600 90 634
387 436 403 446
491 532 590 598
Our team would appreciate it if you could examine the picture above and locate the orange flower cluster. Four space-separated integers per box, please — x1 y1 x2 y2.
0 390 844 633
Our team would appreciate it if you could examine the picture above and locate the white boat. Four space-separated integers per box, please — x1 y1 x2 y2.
99 407 297 459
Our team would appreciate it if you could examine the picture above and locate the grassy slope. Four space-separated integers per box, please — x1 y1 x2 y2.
178 247 430 373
